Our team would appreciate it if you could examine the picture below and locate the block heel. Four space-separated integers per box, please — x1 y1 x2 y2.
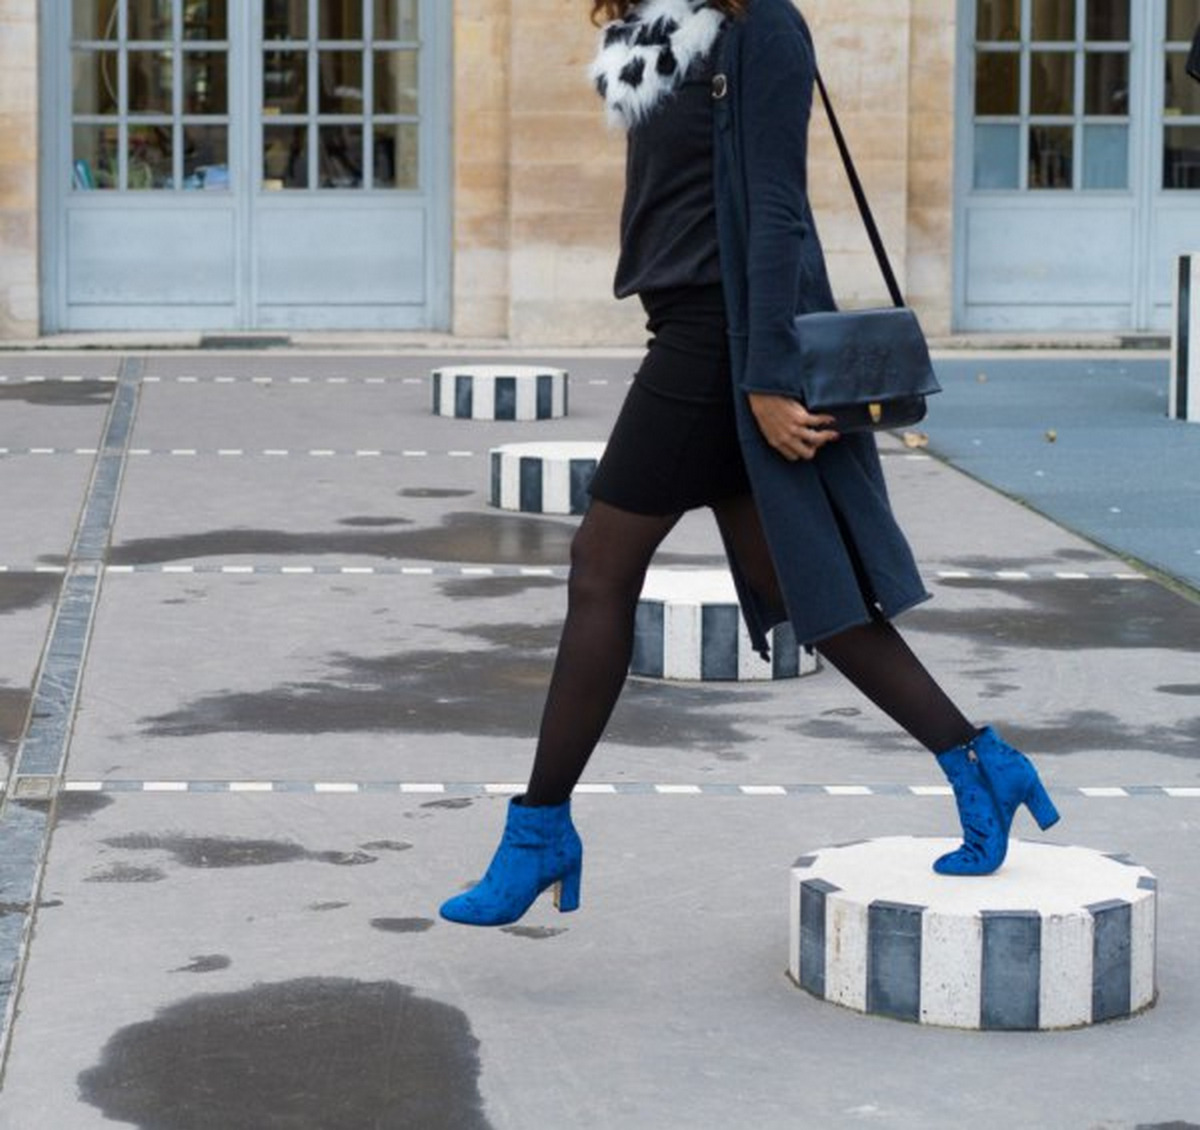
1025 778 1060 831
554 864 582 913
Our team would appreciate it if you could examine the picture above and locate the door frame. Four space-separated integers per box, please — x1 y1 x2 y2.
952 0 1171 332
38 0 452 333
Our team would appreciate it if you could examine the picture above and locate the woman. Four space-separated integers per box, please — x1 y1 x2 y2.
440 0 1059 928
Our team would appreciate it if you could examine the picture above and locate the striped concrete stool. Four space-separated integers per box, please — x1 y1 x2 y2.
490 441 605 516
1171 254 1199 422
432 365 568 421
631 568 817 681
790 837 1157 1030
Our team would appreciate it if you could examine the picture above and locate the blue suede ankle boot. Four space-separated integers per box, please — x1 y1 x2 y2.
933 727 1060 876
439 797 583 927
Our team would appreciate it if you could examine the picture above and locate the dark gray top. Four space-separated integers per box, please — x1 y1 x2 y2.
613 47 722 299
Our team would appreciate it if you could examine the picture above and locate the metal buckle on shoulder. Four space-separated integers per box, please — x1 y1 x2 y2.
712 73 728 100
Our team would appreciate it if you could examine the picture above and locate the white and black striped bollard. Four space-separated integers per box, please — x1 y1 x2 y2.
1172 254 1199 422
490 441 605 516
790 837 1157 1030
432 365 569 421
632 568 818 682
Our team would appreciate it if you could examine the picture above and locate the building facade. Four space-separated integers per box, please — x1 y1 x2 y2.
0 0 1197 343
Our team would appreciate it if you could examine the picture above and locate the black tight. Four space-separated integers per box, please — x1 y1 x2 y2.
522 495 975 807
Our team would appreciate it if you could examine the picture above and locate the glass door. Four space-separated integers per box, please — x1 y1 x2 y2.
47 0 448 331
957 0 1200 332
248 0 444 329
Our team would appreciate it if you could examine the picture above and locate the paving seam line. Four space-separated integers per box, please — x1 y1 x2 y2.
27 780 1200 799
0 356 142 1081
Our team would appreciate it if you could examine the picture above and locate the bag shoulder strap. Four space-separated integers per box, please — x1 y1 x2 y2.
812 68 905 309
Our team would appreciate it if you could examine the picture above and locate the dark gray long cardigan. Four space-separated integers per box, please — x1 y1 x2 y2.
712 0 930 652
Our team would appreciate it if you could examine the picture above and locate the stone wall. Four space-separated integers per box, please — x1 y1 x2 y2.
0 0 39 340
0 0 956 342
452 0 958 343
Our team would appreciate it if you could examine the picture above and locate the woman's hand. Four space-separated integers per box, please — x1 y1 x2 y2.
747 393 839 462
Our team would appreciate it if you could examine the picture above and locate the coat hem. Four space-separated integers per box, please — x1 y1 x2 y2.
799 586 934 651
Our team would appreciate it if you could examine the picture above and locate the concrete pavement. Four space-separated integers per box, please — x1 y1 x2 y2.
0 348 1198 1129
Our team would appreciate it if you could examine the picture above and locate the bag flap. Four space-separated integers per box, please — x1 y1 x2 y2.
794 306 941 404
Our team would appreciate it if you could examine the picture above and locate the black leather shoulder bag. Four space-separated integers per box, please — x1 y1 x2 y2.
726 59 941 433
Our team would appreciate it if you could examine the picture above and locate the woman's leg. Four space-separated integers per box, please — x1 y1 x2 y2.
712 492 975 753
815 620 976 753
522 500 681 806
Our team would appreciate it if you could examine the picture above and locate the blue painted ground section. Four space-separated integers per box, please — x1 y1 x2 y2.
924 357 1200 594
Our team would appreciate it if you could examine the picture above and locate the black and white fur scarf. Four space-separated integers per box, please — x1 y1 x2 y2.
590 0 727 130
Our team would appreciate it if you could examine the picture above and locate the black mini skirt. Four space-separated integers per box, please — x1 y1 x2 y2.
587 284 751 516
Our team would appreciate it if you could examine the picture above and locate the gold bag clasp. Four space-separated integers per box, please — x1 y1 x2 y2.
868 402 883 424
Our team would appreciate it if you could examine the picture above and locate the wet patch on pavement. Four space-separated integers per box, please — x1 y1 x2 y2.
55 792 115 822
171 954 231 974
338 515 411 527
439 576 565 601
100 834 379 869
370 917 435 934
398 488 474 499
0 381 114 408
359 839 413 852
308 901 350 911
501 926 568 940
1158 684 1200 696
941 548 1110 571
0 688 31 744
450 619 563 650
86 863 168 884
909 578 1200 651
108 512 721 567
786 716 913 754
139 646 762 748
77 978 492 1130
422 798 474 810
1000 711 1200 757
0 573 61 616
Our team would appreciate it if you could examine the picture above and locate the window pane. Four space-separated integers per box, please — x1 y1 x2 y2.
264 125 308 188
128 124 173 189
183 125 228 188
374 50 418 115
319 124 363 187
320 0 363 40
319 51 364 113
373 122 418 188
129 50 174 114
184 51 228 114
72 50 119 115
265 0 307 40
375 0 419 40
1029 124 1073 187
1165 126 1200 188
1085 51 1128 115
73 0 119 40
1166 53 1200 116
1031 52 1075 113
128 0 174 41
1083 123 1128 187
264 51 308 114
184 1 227 40
974 123 1020 187
1086 0 1129 41
1167 0 1200 42
72 124 118 189
976 51 1020 114
1032 0 1076 40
